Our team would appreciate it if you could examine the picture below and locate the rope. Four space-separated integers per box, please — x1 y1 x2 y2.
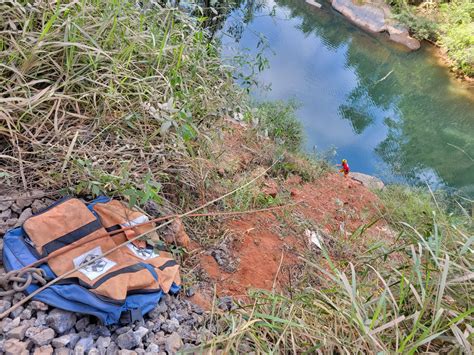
0 268 48 296
16 201 300 274
0 161 278 319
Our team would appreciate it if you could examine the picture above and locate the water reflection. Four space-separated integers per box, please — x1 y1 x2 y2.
218 0 474 196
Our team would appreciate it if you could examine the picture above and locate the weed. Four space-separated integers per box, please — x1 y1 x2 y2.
72 159 163 207
251 100 303 152
200 190 473 353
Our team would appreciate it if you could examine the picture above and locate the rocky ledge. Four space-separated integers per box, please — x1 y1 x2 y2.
331 0 420 50
350 172 385 190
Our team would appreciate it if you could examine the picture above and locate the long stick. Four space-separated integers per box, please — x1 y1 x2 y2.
0 162 277 319
18 201 300 272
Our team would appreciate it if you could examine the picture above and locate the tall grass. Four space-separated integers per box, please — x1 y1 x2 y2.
0 0 245 194
202 189 473 353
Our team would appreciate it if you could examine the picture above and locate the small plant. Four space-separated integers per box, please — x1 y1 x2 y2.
392 9 439 41
271 151 330 182
72 159 162 208
252 100 304 152
377 185 441 234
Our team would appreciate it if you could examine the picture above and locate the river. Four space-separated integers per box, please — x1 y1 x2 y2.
218 0 474 197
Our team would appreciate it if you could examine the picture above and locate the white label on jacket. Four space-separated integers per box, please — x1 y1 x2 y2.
127 243 158 260
73 246 116 280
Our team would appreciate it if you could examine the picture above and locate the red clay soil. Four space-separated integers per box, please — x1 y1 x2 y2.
186 121 397 307
193 172 395 304
199 213 301 297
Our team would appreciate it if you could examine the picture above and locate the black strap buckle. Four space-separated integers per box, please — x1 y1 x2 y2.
119 308 143 324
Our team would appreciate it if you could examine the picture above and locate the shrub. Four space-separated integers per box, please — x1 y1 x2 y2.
439 0 474 76
252 100 303 151
392 8 439 41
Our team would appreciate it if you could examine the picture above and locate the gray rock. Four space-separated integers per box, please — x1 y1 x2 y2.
0 208 12 220
105 342 118 355
52 333 80 349
46 309 77 334
14 208 33 227
10 203 22 213
116 330 140 350
74 336 94 355
160 318 179 334
2 316 20 332
4 338 29 355
190 313 204 326
20 308 33 320
218 296 233 311
114 326 131 335
94 325 111 338
191 303 203 315
88 348 100 355
350 172 385 190
148 302 167 318
0 218 18 235
54 347 72 355
133 327 148 340
35 312 48 327
10 305 24 318
96 336 111 349
165 333 183 354
0 300 12 313
117 351 137 355
145 343 159 353
75 317 89 332
30 301 49 311
7 324 29 340
33 344 54 355
31 200 48 214
169 309 190 323
331 0 420 50
144 321 155 331
177 326 197 343
185 287 195 297
0 198 13 212
27 327 56 346
15 191 43 210
151 331 165 345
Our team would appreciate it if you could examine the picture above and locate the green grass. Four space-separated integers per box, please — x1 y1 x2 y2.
199 188 473 353
391 0 473 77
252 100 304 152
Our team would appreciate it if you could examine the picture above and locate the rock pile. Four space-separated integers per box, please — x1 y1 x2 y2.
0 193 214 354
0 293 210 355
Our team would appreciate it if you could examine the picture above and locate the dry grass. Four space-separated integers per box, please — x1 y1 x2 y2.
0 0 245 199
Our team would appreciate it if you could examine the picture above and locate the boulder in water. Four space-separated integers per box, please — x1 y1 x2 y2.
331 0 420 50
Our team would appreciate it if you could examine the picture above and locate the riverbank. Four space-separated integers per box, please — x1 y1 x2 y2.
328 0 420 50
318 0 473 79
2 117 472 353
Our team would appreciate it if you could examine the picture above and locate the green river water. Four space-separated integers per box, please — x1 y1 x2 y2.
220 0 474 197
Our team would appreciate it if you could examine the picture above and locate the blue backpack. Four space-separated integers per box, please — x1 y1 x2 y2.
2 196 180 325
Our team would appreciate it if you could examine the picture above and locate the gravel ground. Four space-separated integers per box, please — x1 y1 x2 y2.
0 193 216 355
